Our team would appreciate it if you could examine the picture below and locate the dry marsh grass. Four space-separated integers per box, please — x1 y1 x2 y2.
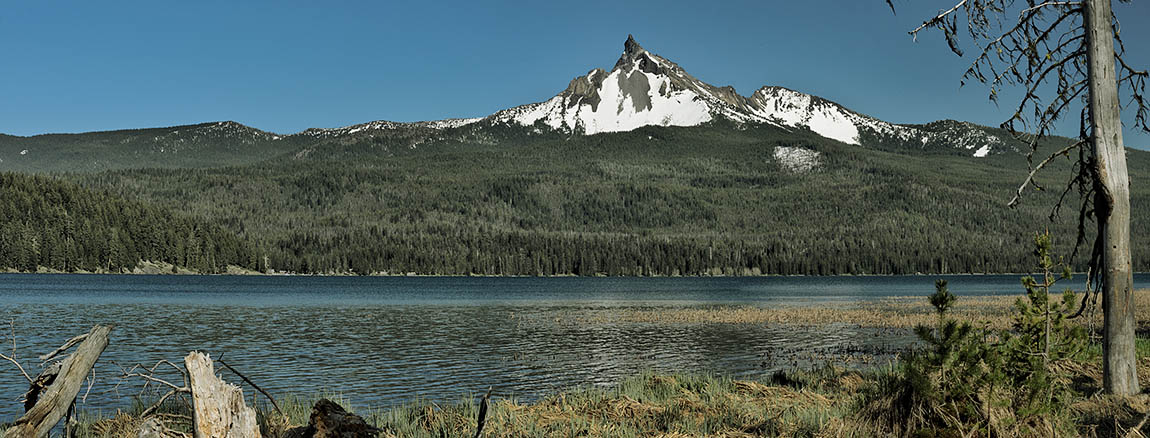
274 372 871 438
600 289 1150 331
69 365 1150 438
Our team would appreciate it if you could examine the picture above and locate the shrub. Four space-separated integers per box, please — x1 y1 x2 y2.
860 231 1086 437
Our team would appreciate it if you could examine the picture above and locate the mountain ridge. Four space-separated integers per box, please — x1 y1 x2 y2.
482 35 1015 156
0 35 1034 172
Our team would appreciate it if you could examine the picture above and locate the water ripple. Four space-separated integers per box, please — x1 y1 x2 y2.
7 272 1132 420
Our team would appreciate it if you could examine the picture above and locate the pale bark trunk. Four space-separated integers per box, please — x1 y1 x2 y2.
185 352 261 438
1084 0 1139 395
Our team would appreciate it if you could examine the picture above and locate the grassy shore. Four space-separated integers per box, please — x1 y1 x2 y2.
39 289 1150 437
67 357 1150 438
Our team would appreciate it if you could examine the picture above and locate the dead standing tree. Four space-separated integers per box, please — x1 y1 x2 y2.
890 0 1149 394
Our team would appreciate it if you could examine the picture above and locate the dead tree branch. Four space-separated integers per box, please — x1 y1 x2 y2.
2 320 32 383
911 0 970 42
217 357 283 417
38 333 89 363
0 352 32 384
1009 139 1087 207
118 359 193 418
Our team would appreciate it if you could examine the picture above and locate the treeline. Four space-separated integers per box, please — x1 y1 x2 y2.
0 173 259 273
64 124 1150 276
266 227 1047 276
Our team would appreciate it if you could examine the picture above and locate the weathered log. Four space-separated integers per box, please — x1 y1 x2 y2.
4 325 112 438
185 351 260 438
282 399 379 438
23 362 61 413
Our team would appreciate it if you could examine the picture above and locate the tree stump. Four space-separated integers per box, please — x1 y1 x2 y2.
185 352 260 438
282 398 379 438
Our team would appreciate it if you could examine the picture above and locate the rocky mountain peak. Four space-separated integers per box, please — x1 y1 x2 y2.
624 34 643 56
615 35 655 71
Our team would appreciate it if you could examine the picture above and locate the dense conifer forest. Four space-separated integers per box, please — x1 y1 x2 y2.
0 173 258 273
11 122 1137 276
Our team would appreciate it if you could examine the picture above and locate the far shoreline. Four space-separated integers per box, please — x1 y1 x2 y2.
3 265 1149 279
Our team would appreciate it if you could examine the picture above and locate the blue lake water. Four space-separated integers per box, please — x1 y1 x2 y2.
1 273 1146 419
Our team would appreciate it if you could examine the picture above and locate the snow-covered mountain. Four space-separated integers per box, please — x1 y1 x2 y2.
488 35 749 134
485 35 1010 156
219 35 1008 157
2 35 1014 166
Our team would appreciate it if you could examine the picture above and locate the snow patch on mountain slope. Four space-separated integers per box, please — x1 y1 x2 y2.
422 118 483 129
146 122 278 152
773 146 821 173
494 67 715 134
300 118 482 139
749 87 872 145
581 69 713 133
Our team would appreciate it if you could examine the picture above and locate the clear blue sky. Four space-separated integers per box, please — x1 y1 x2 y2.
2 0 1148 148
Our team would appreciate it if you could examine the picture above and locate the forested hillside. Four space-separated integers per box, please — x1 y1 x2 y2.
0 122 300 172
60 122 1150 276
0 173 259 273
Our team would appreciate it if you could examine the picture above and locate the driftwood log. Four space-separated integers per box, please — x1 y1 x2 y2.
185 351 260 438
4 325 112 438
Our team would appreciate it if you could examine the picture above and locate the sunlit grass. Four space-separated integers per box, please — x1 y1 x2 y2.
60 358 1150 438
586 289 1150 332
252 371 875 438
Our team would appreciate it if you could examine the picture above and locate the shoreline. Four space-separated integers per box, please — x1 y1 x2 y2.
6 289 1150 436
56 363 1150 438
4 266 1147 279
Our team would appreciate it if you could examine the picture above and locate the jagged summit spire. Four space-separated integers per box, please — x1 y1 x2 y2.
615 34 649 70
624 34 642 54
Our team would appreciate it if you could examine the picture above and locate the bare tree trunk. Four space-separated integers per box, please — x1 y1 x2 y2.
1084 0 1139 395
185 352 261 438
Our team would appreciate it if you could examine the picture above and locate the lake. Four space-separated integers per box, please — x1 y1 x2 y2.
1 273 1146 420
